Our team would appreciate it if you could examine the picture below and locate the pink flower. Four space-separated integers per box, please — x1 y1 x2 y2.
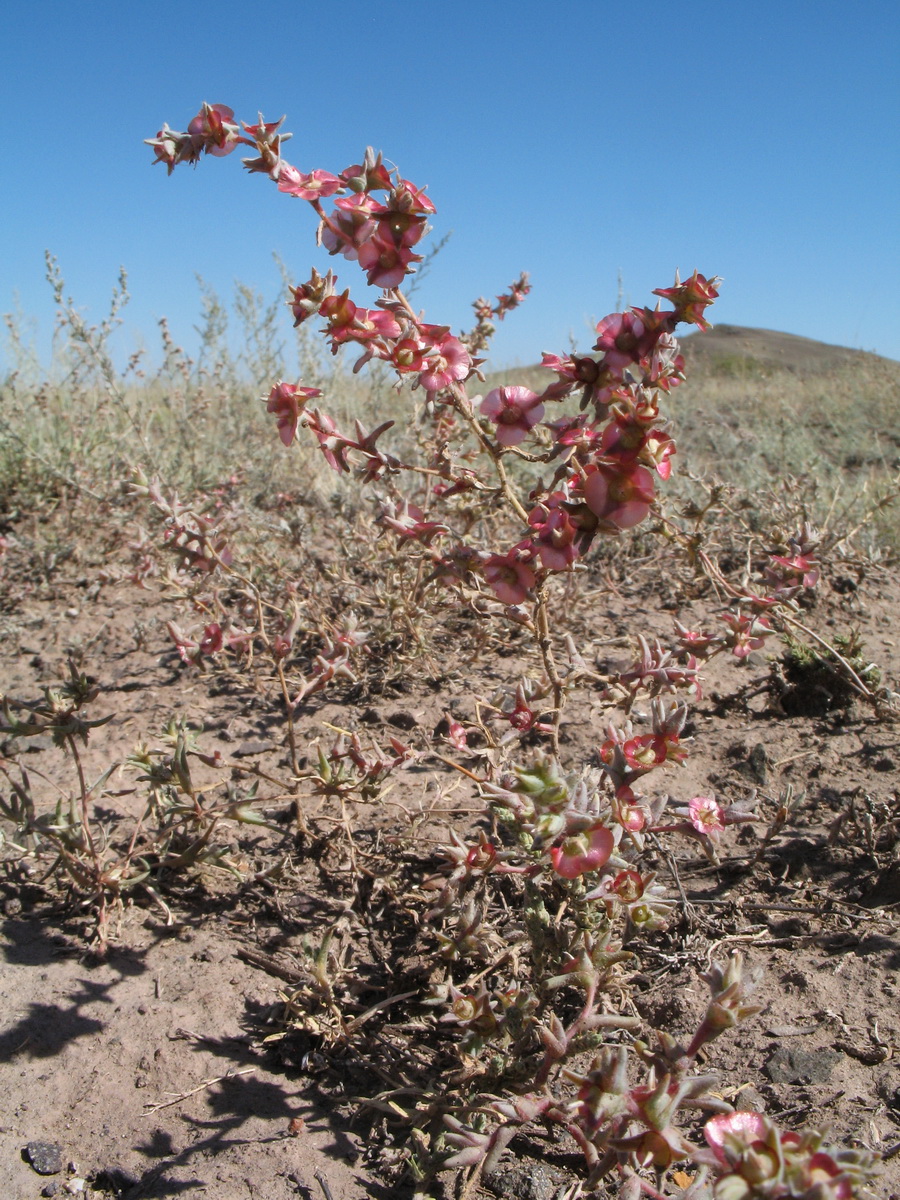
766 553 820 590
527 495 579 570
642 430 676 479
387 337 429 374
480 386 545 446
544 414 598 452
306 409 353 473
653 270 720 330
613 787 649 832
167 621 222 665
418 334 470 392
288 268 337 326
199 623 223 656
541 351 599 386
482 550 536 605
266 381 323 447
380 500 447 544
600 417 647 460
705 1113 860 1200
321 194 378 260
187 103 241 157
494 680 555 737
582 461 655 529
806 1153 854 1198
722 611 772 658
621 734 668 774
673 621 720 659
146 124 197 173
348 308 403 342
593 311 659 373
541 352 620 408
549 826 614 879
357 228 422 287
442 712 470 752
389 178 436 215
239 114 291 175
241 116 287 139
340 156 393 193
689 795 725 836
704 1112 769 1162
333 191 384 217
611 869 645 902
277 164 342 200
320 289 357 329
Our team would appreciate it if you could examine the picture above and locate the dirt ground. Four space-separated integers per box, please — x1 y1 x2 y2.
1 528 899 1199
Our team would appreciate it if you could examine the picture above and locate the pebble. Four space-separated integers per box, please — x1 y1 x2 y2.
387 710 418 730
486 1163 568 1200
765 1045 840 1084
25 1141 64 1175
234 739 277 757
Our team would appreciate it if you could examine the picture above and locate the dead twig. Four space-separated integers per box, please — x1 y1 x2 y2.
314 1168 335 1200
237 946 311 985
141 1067 255 1114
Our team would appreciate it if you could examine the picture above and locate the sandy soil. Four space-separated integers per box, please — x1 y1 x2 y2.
1 530 898 1199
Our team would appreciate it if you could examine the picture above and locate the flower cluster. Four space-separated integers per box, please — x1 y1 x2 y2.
309 727 413 803
127 470 233 580
480 753 672 932
599 526 823 717
466 272 532 353
146 102 246 172
166 619 249 668
146 102 721 618
441 956 766 1185
702 1112 876 1200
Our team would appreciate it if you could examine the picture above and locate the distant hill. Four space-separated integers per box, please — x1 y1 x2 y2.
491 325 898 389
679 324 898 376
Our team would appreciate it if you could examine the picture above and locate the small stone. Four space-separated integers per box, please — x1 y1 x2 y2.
25 1142 64 1175
234 739 277 757
41 1185 60 1199
486 1163 566 1200
765 1023 818 1037
735 1085 767 1113
387 710 418 730
765 1045 840 1084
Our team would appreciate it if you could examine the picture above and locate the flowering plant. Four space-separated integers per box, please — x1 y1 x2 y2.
146 102 726 746
142 103 879 1199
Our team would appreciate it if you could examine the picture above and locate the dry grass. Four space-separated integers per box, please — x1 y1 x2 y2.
3 259 898 560
497 329 900 558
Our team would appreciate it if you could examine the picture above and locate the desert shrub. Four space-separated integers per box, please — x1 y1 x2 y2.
0 99 893 1200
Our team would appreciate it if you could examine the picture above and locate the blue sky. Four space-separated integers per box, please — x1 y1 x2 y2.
2 0 899 377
